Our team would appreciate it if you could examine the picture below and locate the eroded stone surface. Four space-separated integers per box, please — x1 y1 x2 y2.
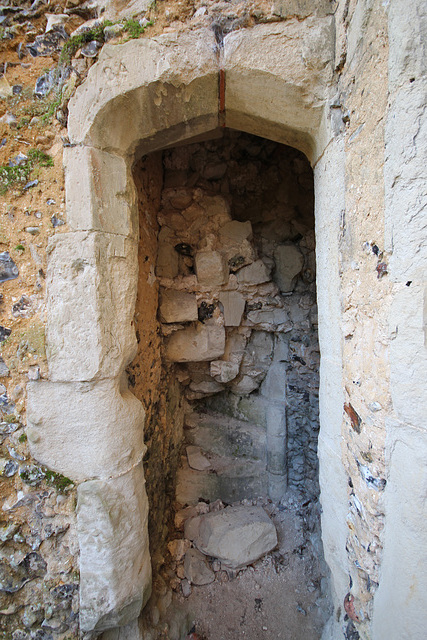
165 325 226 362
188 505 277 569
77 463 151 631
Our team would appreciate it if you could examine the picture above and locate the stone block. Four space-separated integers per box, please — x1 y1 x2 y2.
64 146 137 237
77 463 151 631
236 259 270 285
195 251 228 286
210 360 240 383
156 244 179 279
189 379 224 394
273 244 304 292
165 325 225 362
218 291 246 326
246 307 290 328
230 375 261 395
159 289 198 323
261 362 287 401
46 232 138 382
219 220 252 243
68 29 219 152
190 505 277 568
26 378 145 482
184 549 215 585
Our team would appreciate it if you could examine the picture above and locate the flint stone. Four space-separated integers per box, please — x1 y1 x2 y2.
189 505 277 569
0 252 19 283
165 325 225 362
0 356 9 377
183 549 215 585
219 291 245 326
236 260 270 285
195 251 228 286
159 289 198 323
273 244 304 292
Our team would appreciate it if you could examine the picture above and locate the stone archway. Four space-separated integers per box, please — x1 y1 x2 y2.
26 20 349 635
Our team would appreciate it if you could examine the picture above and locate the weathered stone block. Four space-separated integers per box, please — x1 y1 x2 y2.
156 244 179 279
189 505 277 568
159 289 198 323
165 325 225 362
46 232 138 382
273 244 304 292
26 379 145 482
219 220 252 243
195 251 228 286
77 463 151 632
210 360 240 383
184 549 215 585
64 147 137 238
218 291 246 326
236 259 270 285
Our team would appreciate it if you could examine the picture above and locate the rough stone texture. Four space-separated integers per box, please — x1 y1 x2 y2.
0 3 422 639
45 231 138 382
218 291 245 326
77 463 151 631
223 18 335 161
189 505 277 569
68 29 219 154
26 378 145 482
183 549 215 586
273 244 304 292
195 250 228 286
236 259 270 285
64 146 138 237
165 325 226 362
159 289 198 323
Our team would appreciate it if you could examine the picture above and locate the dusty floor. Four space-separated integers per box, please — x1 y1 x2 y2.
167 492 331 640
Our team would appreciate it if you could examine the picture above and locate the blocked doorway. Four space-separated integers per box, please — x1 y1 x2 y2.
124 129 329 638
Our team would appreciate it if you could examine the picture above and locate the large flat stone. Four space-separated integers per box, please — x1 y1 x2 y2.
189 505 277 568
77 463 151 632
165 325 225 362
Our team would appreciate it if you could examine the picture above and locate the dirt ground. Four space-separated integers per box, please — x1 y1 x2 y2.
166 492 331 640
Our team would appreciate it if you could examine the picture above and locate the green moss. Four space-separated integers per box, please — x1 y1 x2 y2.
59 21 114 66
123 18 152 39
15 244 25 252
0 148 54 195
18 433 27 443
20 324 46 357
44 469 74 492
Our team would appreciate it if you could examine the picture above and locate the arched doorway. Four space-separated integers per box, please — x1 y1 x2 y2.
26 21 348 635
